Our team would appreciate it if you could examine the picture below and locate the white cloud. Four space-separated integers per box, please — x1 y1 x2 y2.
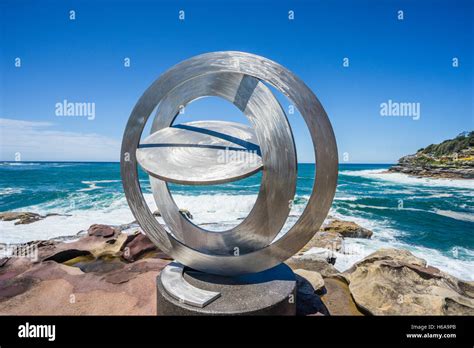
0 118 120 161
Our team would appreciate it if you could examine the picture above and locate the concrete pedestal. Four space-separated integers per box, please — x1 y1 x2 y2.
157 263 296 315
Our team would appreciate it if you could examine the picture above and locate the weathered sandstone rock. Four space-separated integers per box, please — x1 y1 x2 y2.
294 269 325 292
88 224 117 238
298 219 373 255
321 220 373 239
299 232 343 253
0 212 68 225
0 228 172 315
319 276 364 316
0 259 169 315
286 254 340 278
344 249 474 315
121 232 170 262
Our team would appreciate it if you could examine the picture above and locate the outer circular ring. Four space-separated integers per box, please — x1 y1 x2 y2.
121 51 338 276
149 71 297 256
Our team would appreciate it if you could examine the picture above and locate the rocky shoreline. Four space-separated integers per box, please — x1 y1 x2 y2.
387 162 473 179
0 212 473 315
388 131 474 179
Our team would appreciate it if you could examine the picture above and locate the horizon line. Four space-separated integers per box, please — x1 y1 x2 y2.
0 160 397 165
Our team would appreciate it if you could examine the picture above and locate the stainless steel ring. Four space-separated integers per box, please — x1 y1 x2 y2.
148 72 297 255
121 51 338 276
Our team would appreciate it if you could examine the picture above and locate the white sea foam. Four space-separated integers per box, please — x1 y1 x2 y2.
341 169 474 189
450 246 474 258
78 181 101 192
171 193 258 228
405 193 454 200
88 180 121 183
0 187 23 195
346 203 392 210
0 193 260 243
78 180 122 192
334 195 358 201
330 209 403 242
345 203 430 214
344 204 474 223
0 162 80 167
0 196 139 244
433 209 474 223
0 162 41 166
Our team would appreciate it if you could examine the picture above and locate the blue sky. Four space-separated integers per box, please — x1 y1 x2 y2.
1 0 472 162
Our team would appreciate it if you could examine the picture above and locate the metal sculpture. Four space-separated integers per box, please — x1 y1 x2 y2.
121 51 338 283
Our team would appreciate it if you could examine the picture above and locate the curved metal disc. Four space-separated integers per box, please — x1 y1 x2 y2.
161 262 221 308
136 120 262 185
148 72 297 255
121 51 338 276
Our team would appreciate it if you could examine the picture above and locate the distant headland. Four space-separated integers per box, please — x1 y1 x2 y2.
389 131 474 179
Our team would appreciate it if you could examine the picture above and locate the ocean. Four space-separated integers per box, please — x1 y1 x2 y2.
1 162 473 280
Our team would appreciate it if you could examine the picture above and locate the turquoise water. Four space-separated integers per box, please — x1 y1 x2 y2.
0 162 473 279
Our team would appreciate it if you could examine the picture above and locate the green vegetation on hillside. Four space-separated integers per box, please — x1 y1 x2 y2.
403 131 474 166
418 131 473 157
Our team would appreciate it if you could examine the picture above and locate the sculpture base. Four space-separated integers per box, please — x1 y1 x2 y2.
156 263 296 315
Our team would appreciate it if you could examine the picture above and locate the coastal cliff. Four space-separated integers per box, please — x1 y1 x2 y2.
388 131 474 179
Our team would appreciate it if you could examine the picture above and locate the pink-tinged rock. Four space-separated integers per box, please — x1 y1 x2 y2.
121 232 169 262
87 224 117 238
0 258 170 315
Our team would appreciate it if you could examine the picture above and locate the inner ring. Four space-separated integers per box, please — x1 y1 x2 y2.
148 72 297 255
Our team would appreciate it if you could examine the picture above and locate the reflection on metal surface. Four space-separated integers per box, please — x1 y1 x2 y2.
121 51 338 276
161 262 221 308
136 120 262 185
